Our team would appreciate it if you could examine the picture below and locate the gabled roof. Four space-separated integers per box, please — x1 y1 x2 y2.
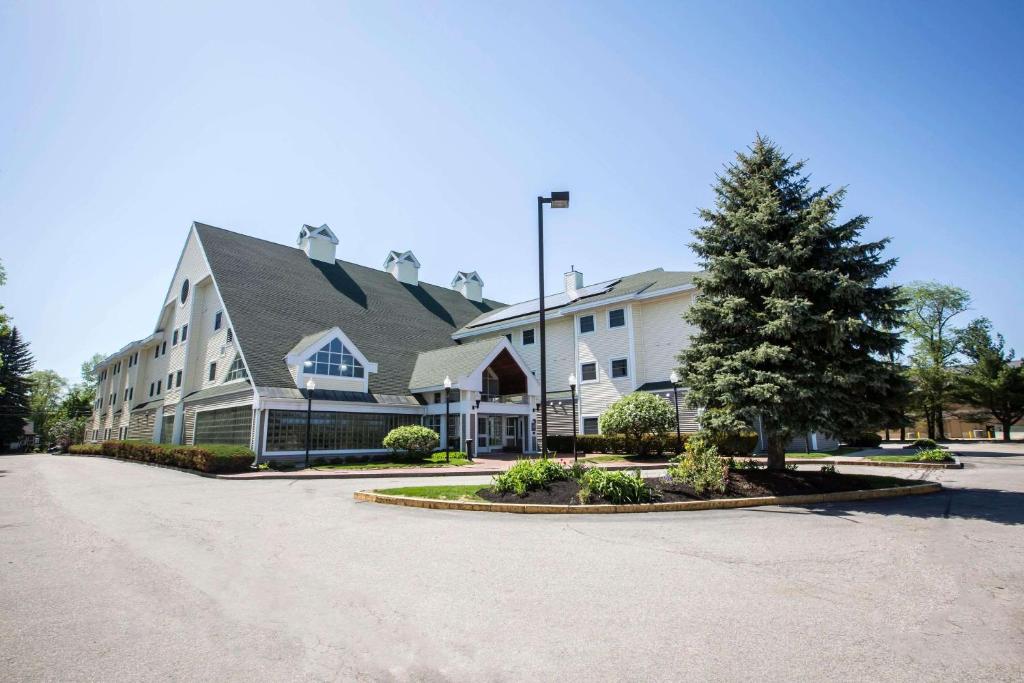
451 270 484 287
455 268 700 334
383 250 421 269
194 223 505 395
408 337 501 391
298 223 338 245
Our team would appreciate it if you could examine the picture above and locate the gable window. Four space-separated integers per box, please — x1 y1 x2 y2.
209 362 217 382
224 356 248 382
214 311 222 331
580 362 597 382
608 308 625 328
522 329 535 345
180 279 190 304
226 328 233 344
181 324 188 342
172 329 179 346
304 338 365 378
611 358 629 379
583 417 600 435
579 314 595 334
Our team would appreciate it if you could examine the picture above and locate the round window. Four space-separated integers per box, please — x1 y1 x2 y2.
180 279 190 304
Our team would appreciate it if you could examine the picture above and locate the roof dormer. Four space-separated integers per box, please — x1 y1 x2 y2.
451 270 484 302
297 224 339 263
383 250 421 285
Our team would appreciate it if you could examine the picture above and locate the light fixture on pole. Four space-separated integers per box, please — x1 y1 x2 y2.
669 370 682 455
537 190 570 457
568 373 578 463
443 375 452 463
304 377 316 469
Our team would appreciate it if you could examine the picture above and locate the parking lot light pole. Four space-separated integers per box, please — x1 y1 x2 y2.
443 375 452 463
304 377 316 468
669 370 682 455
569 373 578 462
537 190 569 457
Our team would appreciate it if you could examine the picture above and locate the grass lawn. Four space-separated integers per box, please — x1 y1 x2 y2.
314 453 471 470
867 454 955 464
578 454 668 463
374 484 489 501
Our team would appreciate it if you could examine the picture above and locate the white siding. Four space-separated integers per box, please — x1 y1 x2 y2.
635 292 697 387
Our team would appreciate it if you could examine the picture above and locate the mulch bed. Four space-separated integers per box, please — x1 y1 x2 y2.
478 470 911 506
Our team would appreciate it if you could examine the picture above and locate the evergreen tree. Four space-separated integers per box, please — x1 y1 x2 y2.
0 327 34 447
955 323 1024 441
679 135 905 469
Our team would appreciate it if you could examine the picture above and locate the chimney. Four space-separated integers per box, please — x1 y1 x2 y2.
297 224 338 263
451 271 484 303
564 266 583 298
383 250 421 286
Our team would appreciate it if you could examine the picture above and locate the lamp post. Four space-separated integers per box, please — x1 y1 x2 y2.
443 375 452 463
304 377 316 468
669 370 682 455
568 373 578 462
537 190 570 457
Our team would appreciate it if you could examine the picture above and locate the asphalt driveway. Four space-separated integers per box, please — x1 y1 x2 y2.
2 443 1022 681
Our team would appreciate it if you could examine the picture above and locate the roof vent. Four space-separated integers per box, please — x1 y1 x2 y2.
383 250 421 286
297 224 339 263
451 271 484 302
564 267 583 298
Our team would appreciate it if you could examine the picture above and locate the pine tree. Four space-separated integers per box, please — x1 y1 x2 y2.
679 135 905 469
0 327 34 447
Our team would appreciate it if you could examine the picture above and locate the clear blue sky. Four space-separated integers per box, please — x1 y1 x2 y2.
1 1 1021 383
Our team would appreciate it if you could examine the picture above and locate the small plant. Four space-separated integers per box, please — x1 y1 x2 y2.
382 425 440 460
491 458 568 496
731 458 764 471
911 438 939 450
256 461 271 471
667 432 727 495
784 463 798 471
844 432 883 448
914 447 954 463
578 468 657 504
566 460 589 482
820 463 837 474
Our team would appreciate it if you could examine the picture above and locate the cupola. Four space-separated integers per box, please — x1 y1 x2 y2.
297 224 339 263
451 271 484 302
383 250 421 285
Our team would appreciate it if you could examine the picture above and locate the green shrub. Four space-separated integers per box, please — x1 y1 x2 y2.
578 468 657 504
731 457 763 471
426 451 468 463
708 431 759 456
546 432 689 456
68 440 255 474
382 425 440 460
844 432 883 448
491 458 568 496
911 438 939 450
598 393 675 455
68 443 103 455
820 463 837 473
914 447 954 463
668 433 727 495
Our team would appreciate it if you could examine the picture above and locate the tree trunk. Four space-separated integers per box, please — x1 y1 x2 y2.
900 425 906 441
765 433 786 470
1003 421 1012 441
884 428 890 442
925 410 935 440
937 403 946 440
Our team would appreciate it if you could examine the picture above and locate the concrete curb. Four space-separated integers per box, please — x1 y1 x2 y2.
353 481 943 514
755 456 963 470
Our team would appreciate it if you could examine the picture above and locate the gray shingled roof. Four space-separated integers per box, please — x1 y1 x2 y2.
458 268 700 331
194 223 505 395
408 337 503 390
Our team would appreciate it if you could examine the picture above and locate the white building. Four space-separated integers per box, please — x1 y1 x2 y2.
87 221 834 458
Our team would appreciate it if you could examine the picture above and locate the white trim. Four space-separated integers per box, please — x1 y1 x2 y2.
609 356 630 380
409 337 540 396
285 326 379 374
626 303 637 391
581 414 601 435
521 327 536 345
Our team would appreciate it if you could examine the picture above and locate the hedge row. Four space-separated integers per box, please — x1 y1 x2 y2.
68 440 254 474
544 432 759 457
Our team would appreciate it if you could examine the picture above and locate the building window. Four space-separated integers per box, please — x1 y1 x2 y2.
265 410 420 452
155 346 159 359
194 406 252 446
433 392 441 404
522 328 535 345
611 358 629 379
580 362 597 382
224 356 248 381
579 314 595 334
181 324 188 342
172 329 179 346
159 414 174 444
149 383 154 397
583 417 600 435
214 311 222 331
482 368 500 401
124 388 129 401
304 338 365 378
175 370 182 387
608 308 625 328
168 373 173 388
209 362 217 381
226 328 233 344
161 341 166 355
156 380 162 395
180 279 190 304
128 387 133 401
